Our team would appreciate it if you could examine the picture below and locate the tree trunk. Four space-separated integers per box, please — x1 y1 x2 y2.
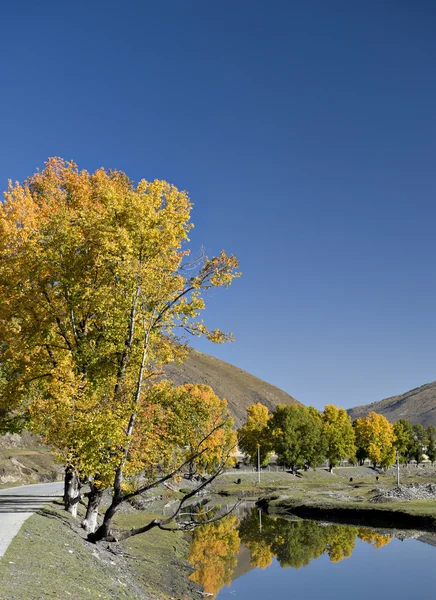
64 466 81 518
88 496 121 542
82 484 104 534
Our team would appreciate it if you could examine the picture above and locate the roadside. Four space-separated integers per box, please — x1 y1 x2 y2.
0 482 64 558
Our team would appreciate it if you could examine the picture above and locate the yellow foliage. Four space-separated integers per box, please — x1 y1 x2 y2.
322 404 356 468
354 412 396 467
238 403 272 465
0 158 240 495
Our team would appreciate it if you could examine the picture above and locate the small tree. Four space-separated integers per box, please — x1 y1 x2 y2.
238 403 272 467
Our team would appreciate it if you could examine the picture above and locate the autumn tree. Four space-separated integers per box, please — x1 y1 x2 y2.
268 405 324 474
325 525 356 563
322 405 356 471
30 380 237 534
353 412 396 468
0 158 240 536
238 403 272 467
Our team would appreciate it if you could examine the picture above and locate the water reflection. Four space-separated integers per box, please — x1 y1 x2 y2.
187 508 392 598
188 514 240 598
239 509 391 569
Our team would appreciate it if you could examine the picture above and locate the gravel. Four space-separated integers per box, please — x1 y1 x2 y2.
370 483 436 503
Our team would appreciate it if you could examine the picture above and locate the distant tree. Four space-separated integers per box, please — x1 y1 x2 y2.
322 405 356 471
426 425 436 465
412 423 428 465
238 403 272 467
268 405 323 474
353 412 396 468
305 406 327 470
393 419 414 463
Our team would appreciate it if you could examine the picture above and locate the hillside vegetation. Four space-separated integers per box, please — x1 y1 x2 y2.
348 381 436 427
164 349 300 427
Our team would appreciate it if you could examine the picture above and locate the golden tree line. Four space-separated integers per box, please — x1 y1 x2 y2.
0 158 240 542
238 402 436 472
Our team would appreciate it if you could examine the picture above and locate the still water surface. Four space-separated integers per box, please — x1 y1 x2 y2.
186 507 436 600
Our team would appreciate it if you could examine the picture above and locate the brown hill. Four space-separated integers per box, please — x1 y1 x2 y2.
347 381 436 427
163 350 300 427
0 431 63 485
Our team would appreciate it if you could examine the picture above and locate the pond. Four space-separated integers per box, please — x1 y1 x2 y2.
185 507 436 599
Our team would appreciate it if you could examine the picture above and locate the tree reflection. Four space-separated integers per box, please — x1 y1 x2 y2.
187 514 240 599
187 509 392 597
358 527 391 549
239 509 391 570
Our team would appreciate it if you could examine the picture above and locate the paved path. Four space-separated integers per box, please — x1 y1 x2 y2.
0 481 64 558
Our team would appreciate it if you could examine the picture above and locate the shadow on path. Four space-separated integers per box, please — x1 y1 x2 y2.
0 495 60 513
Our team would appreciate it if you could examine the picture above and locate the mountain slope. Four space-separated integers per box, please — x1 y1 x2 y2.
163 350 300 427
347 381 436 427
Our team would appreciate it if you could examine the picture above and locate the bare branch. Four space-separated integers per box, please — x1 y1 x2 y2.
112 460 231 541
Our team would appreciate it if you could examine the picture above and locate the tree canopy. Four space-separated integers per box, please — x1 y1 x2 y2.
322 404 356 471
0 158 240 537
267 404 324 473
354 412 396 468
238 402 272 466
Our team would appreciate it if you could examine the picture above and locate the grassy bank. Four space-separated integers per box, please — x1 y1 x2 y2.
211 465 436 532
0 502 200 600
212 465 436 498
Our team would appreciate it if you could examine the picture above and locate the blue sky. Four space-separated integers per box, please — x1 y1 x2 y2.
1 1 436 409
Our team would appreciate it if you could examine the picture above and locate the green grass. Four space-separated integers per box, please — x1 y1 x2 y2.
213 465 436 497
0 506 137 600
114 513 197 600
0 502 198 600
